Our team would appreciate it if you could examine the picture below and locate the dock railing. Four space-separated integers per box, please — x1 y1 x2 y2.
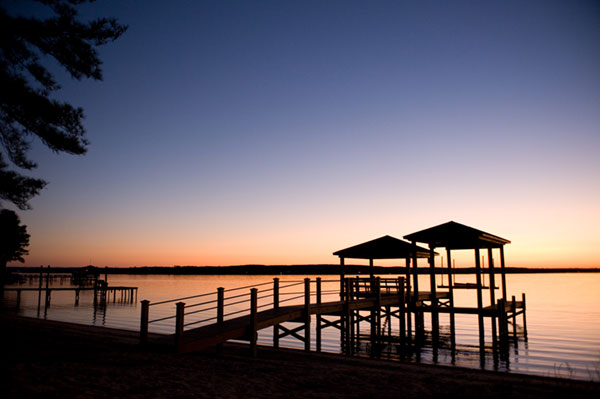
139 277 340 348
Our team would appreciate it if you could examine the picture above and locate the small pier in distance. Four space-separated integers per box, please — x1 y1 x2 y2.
4 267 138 309
140 221 527 361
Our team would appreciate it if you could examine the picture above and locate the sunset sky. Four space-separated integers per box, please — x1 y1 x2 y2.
7 0 600 268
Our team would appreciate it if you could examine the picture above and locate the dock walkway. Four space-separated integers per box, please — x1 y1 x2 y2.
140 277 525 355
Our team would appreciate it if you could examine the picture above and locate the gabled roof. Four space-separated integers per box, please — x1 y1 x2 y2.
403 221 510 250
333 235 432 259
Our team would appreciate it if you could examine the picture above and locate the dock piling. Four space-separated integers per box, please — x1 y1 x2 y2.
140 300 149 345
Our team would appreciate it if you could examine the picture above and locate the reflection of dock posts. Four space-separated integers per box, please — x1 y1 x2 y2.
521 293 528 341
140 300 149 345
16 289 21 309
272 278 279 349
250 288 258 357
303 278 311 352
398 277 406 346
93 277 98 307
488 248 497 349
75 289 80 306
474 246 485 352
217 287 224 353
175 302 185 353
446 248 456 351
316 277 322 352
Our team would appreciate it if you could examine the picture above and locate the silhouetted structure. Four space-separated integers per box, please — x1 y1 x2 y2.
139 222 527 361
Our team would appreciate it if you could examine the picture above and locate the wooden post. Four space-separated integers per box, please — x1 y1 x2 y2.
304 278 311 352
45 266 50 307
488 247 497 348
175 302 185 353
37 266 43 313
475 246 485 351
446 248 456 351
375 277 381 338
217 287 224 353
75 289 80 306
343 278 351 353
349 278 355 350
398 277 405 346
316 277 322 352
339 257 345 300
369 258 374 279
411 242 419 297
511 295 517 341
16 289 21 309
500 246 507 301
522 293 528 341
497 298 507 352
273 278 279 349
250 288 258 357
140 300 150 345
405 257 412 343
429 245 439 346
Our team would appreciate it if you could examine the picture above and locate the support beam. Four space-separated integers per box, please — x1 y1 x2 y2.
488 248 497 348
175 302 185 353
475 246 485 352
446 248 456 351
304 278 311 352
429 245 439 346
500 246 507 301
272 279 279 349
250 288 258 357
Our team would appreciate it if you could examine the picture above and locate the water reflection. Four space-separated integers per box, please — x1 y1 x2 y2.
3 273 600 381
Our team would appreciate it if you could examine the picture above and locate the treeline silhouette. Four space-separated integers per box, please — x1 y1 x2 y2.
7 265 600 275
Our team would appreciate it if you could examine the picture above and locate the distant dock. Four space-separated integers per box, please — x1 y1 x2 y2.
3 266 137 309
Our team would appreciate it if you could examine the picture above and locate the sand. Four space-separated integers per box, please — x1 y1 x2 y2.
2 312 598 399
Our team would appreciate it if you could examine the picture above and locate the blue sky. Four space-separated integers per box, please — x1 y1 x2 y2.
8 0 600 267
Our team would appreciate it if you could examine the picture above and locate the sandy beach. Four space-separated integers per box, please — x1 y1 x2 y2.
2 311 598 399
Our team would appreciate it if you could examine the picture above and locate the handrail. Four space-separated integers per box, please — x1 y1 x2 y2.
224 281 274 292
141 276 391 345
150 291 215 306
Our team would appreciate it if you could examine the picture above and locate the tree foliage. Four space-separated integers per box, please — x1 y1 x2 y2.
0 0 126 209
0 209 30 273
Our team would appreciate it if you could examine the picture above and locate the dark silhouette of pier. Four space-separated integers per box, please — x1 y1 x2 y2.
140 222 527 360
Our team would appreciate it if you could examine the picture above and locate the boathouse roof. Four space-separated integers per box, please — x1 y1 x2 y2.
333 235 431 259
403 221 510 249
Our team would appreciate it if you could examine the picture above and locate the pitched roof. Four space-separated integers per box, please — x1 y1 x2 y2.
403 221 510 249
333 235 432 259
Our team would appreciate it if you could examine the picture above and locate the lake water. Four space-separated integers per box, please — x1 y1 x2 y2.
3 273 600 381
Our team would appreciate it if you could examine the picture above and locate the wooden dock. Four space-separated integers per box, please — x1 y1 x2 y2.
4 273 137 308
140 277 526 357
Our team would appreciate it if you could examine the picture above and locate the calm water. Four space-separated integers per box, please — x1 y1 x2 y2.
3 273 600 381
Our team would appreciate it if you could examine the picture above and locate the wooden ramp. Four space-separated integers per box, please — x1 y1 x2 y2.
176 292 445 353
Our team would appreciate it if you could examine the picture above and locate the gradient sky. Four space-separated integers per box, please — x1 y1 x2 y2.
6 0 600 268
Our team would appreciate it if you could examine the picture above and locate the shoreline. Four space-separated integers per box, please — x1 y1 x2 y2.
3 312 599 398
8 265 600 276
